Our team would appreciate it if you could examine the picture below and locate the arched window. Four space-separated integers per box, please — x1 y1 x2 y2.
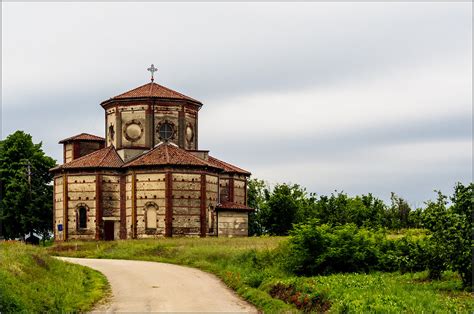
78 206 87 229
145 203 157 229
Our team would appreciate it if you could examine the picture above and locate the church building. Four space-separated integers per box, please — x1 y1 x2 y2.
51 65 252 241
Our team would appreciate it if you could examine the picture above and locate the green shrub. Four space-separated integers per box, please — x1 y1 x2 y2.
285 220 437 277
284 221 385 275
264 277 331 312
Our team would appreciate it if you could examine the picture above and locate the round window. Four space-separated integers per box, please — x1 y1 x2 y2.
159 123 174 140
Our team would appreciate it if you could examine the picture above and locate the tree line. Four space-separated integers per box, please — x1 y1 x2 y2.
249 180 437 235
247 179 473 288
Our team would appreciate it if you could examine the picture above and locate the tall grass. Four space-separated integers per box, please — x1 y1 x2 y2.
0 241 109 312
50 237 474 313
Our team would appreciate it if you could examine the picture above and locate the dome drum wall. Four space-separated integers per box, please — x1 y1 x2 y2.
104 99 199 160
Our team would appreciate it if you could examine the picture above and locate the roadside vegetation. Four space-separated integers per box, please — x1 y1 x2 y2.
249 180 472 288
50 234 473 313
0 242 109 312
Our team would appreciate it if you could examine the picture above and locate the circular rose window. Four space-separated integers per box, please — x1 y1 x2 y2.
159 122 174 140
124 120 143 142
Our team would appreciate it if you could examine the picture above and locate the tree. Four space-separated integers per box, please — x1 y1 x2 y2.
422 184 473 287
259 183 307 235
0 131 56 240
385 193 412 229
359 193 387 228
247 178 267 236
314 191 350 226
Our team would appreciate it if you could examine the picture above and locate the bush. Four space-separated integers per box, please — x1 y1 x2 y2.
284 220 435 277
284 221 385 276
265 277 331 312
379 236 435 274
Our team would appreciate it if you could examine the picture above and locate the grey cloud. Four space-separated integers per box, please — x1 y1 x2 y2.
1 2 471 204
3 3 471 102
204 112 471 166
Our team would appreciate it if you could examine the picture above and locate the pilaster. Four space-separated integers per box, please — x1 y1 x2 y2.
200 174 206 237
95 174 102 240
62 174 68 241
131 171 137 238
165 172 173 237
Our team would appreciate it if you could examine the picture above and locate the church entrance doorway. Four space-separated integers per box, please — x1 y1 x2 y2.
104 221 114 241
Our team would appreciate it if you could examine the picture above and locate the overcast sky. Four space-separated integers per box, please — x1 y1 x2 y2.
2 2 472 206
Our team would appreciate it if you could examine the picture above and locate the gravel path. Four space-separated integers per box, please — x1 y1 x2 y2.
58 257 257 313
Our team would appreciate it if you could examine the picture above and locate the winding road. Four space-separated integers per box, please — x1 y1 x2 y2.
58 257 257 313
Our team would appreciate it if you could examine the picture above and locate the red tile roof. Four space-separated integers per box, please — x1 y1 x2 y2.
55 146 123 170
124 143 221 170
59 133 105 144
216 201 254 212
208 156 251 176
103 82 202 105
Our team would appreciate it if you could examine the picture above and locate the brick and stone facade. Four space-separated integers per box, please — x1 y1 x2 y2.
51 79 252 241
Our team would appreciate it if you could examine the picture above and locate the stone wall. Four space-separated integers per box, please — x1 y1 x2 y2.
135 173 166 238
233 177 246 205
67 175 97 240
106 108 116 147
217 211 248 237
53 176 64 240
64 144 73 163
184 109 197 150
206 175 219 234
171 173 202 235
101 175 121 240
54 170 248 241
219 178 230 202
125 174 133 238
78 142 103 158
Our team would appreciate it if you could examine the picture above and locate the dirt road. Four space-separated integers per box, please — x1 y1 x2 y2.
58 257 257 313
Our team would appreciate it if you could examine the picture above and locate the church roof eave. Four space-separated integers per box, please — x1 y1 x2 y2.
122 142 223 171
50 145 124 172
207 156 251 176
100 96 203 109
100 82 203 108
216 201 254 212
122 163 222 173
59 133 105 144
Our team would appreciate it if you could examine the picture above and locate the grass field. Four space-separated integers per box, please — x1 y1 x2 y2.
50 237 474 313
0 241 109 313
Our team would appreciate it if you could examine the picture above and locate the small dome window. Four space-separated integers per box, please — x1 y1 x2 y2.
159 123 174 140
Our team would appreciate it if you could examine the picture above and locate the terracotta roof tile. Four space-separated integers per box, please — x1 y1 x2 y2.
59 133 105 144
208 156 251 175
124 143 221 170
216 201 254 212
56 146 123 170
106 82 202 105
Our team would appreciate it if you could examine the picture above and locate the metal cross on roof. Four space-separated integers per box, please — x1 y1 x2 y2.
147 64 158 82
